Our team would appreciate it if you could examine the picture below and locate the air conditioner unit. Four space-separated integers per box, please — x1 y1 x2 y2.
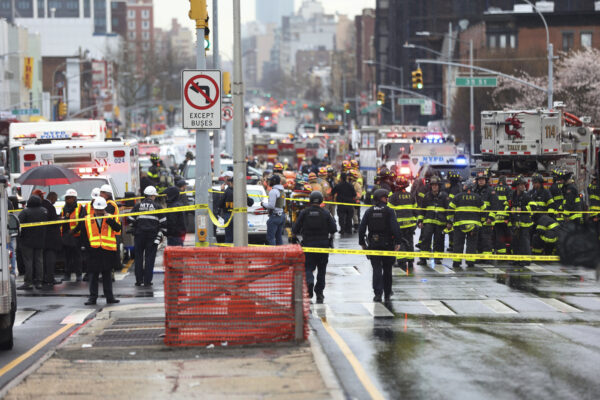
535 1 555 12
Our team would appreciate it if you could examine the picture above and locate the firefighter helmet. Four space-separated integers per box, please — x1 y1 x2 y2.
342 160 352 171
531 174 545 184
308 172 317 181
395 175 409 189
274 163 284 172
350 159 359 169
318 167 328 177
429 176 441 185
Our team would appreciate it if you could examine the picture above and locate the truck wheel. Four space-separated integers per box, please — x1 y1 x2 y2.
0 314 13 350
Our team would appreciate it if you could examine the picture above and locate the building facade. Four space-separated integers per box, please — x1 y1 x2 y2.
256 0 294 26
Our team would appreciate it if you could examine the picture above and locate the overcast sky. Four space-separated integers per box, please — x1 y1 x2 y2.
155 0 376 60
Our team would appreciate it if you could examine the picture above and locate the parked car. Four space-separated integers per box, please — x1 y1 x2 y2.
212 184 268 243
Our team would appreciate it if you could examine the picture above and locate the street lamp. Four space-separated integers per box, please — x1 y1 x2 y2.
522 0 553 109
403 43 444 58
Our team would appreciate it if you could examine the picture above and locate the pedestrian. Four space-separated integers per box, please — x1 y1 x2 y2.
41 191 62 286
218 175 254 243
17 193 47 290
359 189 401 302
165 186 187 246
60 189 85 282
417 176 448 265
127 186 166 287
292 191 337 304
448 183 483 269
79 197 121 305
388 175 417 270
262 174 286 245
510 176 534 266
332 172 357 235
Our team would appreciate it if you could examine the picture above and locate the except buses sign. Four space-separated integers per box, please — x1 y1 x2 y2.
182 69 222 129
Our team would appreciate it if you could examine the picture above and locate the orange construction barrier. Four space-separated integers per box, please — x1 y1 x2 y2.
163 245 309 346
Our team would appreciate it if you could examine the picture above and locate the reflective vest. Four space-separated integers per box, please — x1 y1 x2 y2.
62 203 83 238
85 215 117 251
85 202 93 216
106 199 121 235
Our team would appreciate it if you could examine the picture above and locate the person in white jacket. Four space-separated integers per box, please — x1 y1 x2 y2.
262 175 286 245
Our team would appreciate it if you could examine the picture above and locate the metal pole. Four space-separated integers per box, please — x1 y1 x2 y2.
400 66 405 124
232 0 248 247
469 39 475 156
446 22 452 122
212 0 221 181
548 43 553 109
391 91 395 123
342 74 347 127
194 26 214 246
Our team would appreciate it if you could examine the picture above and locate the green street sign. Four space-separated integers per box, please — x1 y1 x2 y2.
455 77 498 87
397 98 426 106
12 108 40 115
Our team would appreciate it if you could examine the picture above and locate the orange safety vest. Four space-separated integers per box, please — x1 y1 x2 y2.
106 199 121 236
84 214 118 251
62 203 83 237
85 202 92 216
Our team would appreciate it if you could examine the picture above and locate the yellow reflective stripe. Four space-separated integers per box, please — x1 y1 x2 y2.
590 195 600 201
519 222 534 227
423 219 446 226
425 207 446 212
454 220 482 227
454 206 483 212
541 236 558 243
391 203 418 209
547 222 559 230
567 213 582 220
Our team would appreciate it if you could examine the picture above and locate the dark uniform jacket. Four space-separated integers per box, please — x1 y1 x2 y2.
128 198 166 236
359 203 402 250
492 183 510 223
389 190 417 229
292 205 337 247
332 181 357 204
419 190 449 226
165 187 187 238
510 190 534 228
529 186 552 223
18 195 47 249
562 182 583 223
548 182 564 220
41 199 62 250
448 191 484 232
588 182 600 217
474 184 495 225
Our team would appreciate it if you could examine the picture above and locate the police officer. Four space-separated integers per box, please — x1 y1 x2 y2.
262 174 286 245
448 182 483 269
127 186 166 287
587 173 600 240
474 171 495 257
359 189 401 302
332 172 357 235
492 176 511 255
510 176 534 266
389 175 417 270
417 176 448 265
292 191 337 304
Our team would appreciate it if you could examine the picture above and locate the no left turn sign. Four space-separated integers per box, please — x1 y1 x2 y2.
182 69 222 129
222 105 233 121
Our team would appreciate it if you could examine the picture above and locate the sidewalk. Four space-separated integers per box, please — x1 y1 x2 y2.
4 303 342 400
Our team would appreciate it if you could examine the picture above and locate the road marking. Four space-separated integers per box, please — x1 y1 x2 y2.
0 323 75 378
120 259 133 274
420 300 455 316
480 299 518 314
526 264 553 274
362 303 394 318
433 264 455 274
114 272 129 281
14 310 37 326
311 304 332 319
340 267 360 275
537 298 582 313
320 318 386 400
61 310 93 325
483 267 505 274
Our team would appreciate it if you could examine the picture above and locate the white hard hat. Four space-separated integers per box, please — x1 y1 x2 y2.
100 184 113 194
222 171 234 178
92 197 107 210
144 186 158 196
91 188 101 198
65 188 78 197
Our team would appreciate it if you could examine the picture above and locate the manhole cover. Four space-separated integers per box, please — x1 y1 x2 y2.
93 318 165 347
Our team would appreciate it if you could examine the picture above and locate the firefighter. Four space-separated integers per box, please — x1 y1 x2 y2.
359 189 402 302
349 169 363 232
289 182 313 239
148 153 173 195
417 176 448 265
292 191 337 303
60 189 86 282
325 166 337 216
529 173 552 223
587 173 600 240
531 214 561 255
548 168 565 222
445 171 463 251
474 170 495 257
492 176 511 255
510 176 534 266
127 186 166 287
448 182 484 269
147 153 161 188
562 171 583 225
389 175 417 270
272 162 287 187
308 172 323 193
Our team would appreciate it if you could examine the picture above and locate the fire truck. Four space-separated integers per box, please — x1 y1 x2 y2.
477 106 598 189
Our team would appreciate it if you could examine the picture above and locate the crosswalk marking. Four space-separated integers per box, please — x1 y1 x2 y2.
14 310 37 326
60 309 93 325
480 299 517 314
483 267 505 274
420 300 455 316
340 267 360 276
362 303 394 318
432 264 455 275
537 298 582 313
114 272 129 281
526 264 553 274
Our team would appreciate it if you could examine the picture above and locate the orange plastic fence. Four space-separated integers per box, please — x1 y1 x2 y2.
163 245 309 346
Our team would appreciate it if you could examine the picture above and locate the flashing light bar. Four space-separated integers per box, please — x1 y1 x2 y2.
455 156 468 165
78 167 106 174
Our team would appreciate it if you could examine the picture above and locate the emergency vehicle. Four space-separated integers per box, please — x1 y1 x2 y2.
477 106 598 190
0 182 17 350
19 138 140 199
8 120 106 189
407 139 469 179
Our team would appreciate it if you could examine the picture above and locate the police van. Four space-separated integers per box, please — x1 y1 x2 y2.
407 139 469 179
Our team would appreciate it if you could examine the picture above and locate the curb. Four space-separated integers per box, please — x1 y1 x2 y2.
309 328 346 400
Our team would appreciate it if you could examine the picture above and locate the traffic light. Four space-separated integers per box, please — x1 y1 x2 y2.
188 0 208 28
223 71 231 97
319 102 325 112
344 103 351 114
412 68 423 90
58 101 67 118
158 105 164 114
376 91 385 106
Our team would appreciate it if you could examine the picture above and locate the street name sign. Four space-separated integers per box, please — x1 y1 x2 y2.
182 69 222 129
397 98 426 106
455 77 498 87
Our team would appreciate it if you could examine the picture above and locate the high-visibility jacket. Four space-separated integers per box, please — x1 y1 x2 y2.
106 199 121 236
61 203 84 237
474 184 494 226
448 191 484 232
587 182 600 217
492 184 510 223
534 215 560 243
419 190 448 226
562 182 583 223
84 215 118 251
548 182 564 221
389 190 417 229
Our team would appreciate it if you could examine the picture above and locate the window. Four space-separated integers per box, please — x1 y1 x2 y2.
499 34 507 48
510 34 517 49
142 20 150 30
488 34 497 48
142 9 149 19
142 31 150 40
128 10 135 19
142 42 150 51
581 32 592 48
128 31 136 40
128 20 135 30
562 32 574 52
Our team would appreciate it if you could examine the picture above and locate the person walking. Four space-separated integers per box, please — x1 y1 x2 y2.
292 191 337 304
262 175 286 245
332 172 357 235
128 186 166 287
165 186 187 246
41 192 62 286
448 183 484 269
60 189 85 282
359 189 401 303
17 194 47 290
78 197 121 305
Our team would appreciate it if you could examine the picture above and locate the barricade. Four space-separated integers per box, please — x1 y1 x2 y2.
163 245 309 346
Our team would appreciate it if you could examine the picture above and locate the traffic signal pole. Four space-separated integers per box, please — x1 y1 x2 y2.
212 0 221 179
